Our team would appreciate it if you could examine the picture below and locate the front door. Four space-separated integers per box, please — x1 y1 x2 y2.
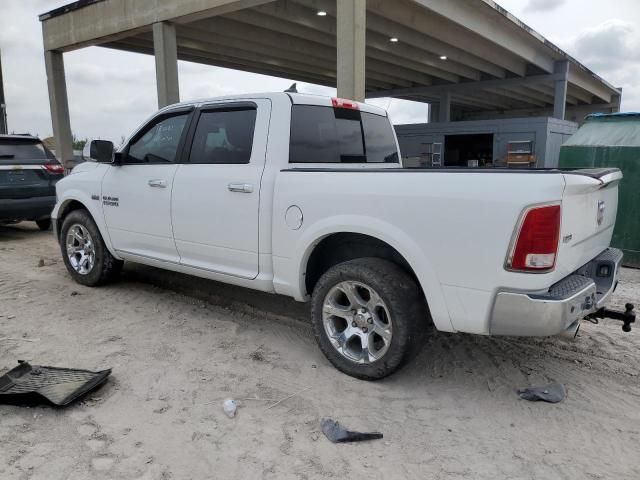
101 108 192 263
171 100 270 279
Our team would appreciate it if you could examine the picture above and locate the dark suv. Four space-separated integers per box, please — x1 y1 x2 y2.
0 135 64 230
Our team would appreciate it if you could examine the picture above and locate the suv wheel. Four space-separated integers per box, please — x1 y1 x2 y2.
311 258 427 380
35 218 51 231
59 209 122 286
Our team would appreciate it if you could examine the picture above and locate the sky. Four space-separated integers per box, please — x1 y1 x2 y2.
0 0 639 143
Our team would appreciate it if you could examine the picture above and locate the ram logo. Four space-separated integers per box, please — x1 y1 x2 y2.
597 200 605 226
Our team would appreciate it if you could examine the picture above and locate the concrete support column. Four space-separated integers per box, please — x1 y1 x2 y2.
439 90 451 122
44 50 73 166
612 90 622 113
553 60 569 120
428 103 439 123
336 0 366 102
153 21 180 108
0 49 7 134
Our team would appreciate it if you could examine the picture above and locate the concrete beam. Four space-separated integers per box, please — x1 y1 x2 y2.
286 1 475 80
41 0 276 52
367 74 555 99
177 21 425 87
483 87 547 107
553 60 568 120
568 65 615 104
231 6 456 82
44 50 74 166
153 22 180 108
365 0 527 76
411 0 555 72
336 0 366 101
110 39 343 88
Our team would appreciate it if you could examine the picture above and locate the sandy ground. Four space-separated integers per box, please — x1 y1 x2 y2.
1 222 639 480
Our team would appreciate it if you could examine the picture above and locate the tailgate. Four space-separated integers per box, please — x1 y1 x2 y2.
556 169 622 276
0 165 54 199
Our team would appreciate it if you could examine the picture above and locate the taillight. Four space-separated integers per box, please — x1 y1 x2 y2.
331 97 359 110
43 163 64 174
506 204 561 272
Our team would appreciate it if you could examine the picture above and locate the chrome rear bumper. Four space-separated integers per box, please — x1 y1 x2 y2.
490 248 623 336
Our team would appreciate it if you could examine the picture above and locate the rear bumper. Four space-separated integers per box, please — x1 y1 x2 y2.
489 248 623 336
0 196 56 222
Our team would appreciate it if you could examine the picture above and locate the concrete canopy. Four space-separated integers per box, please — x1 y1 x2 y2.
40 0 622 162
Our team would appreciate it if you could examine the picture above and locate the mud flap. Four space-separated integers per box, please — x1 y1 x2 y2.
0 361 111 406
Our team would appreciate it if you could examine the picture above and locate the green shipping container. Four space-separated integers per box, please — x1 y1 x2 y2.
559 113 640 267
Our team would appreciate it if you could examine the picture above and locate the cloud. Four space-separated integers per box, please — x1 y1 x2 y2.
562 19 640 111
571 20 639 72
524 0 566 13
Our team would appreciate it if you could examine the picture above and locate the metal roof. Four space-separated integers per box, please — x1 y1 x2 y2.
39 0 621 117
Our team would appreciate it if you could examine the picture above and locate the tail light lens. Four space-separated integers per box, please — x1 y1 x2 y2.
43 163 64 174
507 204 561 272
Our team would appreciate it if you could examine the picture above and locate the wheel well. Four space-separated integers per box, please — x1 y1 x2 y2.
55 200 87 238
304 233 421 296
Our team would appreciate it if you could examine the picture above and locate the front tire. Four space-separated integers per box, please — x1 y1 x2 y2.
59 209 122 286
311 258 427 380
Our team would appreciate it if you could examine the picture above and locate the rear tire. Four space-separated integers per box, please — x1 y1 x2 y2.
311 258 427 380
59 209 122 286
36 218 51 231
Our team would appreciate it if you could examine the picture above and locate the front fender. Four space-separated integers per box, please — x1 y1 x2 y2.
54 190 121 260
290 214 454 333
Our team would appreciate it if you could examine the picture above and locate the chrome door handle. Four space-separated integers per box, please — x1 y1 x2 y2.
228 183 253 193
148 179 167 188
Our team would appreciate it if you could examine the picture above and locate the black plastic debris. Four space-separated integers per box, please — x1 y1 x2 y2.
517 383 567 403
0 361 111 406
320 418 383 443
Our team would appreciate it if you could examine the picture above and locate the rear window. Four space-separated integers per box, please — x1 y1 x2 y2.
289 105 398 164
0 139 52 163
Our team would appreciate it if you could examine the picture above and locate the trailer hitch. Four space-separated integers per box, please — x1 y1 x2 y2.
585 303 635 332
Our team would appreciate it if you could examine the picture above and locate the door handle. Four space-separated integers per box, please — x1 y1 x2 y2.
227 183 254 193
148 179 167 188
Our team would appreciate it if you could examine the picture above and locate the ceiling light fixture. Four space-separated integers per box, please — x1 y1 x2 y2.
317 10 327 16
440 55 448 60
389 37 399 43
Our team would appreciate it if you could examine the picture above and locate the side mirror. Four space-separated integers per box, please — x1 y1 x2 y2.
89 140 115 163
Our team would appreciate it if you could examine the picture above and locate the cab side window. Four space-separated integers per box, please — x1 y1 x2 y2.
127 112 189 164
188 107 257 164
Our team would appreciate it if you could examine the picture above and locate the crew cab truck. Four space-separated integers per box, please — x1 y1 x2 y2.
52 93 625 380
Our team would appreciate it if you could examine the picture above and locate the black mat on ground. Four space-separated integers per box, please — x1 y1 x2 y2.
0 361 111 406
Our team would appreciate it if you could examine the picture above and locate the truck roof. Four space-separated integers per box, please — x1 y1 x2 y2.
167 92 388 117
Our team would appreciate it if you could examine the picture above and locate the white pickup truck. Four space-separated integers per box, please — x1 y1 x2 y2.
52 92 626 379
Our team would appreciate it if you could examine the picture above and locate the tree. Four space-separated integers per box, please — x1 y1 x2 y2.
72 134 87 151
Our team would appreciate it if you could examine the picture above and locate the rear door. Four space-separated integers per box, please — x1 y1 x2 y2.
171 99 270 279
101 108 192 262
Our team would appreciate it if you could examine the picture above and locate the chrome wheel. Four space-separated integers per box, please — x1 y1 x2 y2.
65 224 95 275
322 280 393 364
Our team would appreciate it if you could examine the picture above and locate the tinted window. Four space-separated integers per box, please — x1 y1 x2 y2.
0 139 52 163
289 105 398 164
127 112 189 164
362 113 399 163
189 108 256 164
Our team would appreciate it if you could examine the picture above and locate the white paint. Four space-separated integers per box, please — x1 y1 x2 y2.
53 92 619 336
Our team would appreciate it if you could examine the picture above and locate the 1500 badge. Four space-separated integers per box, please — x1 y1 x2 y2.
103 195 119 207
